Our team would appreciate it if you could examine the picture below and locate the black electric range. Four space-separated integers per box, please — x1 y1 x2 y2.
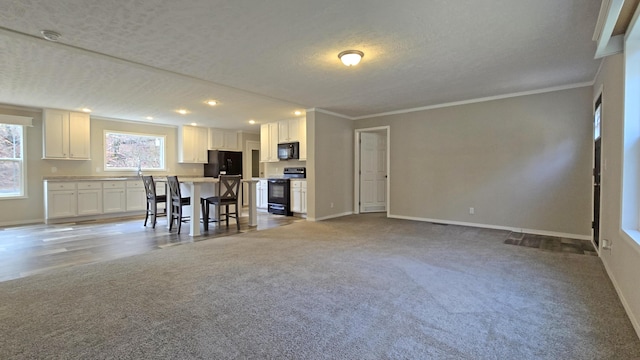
267 167 306 216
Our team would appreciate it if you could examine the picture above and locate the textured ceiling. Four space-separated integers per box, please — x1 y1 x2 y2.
0 0 601 130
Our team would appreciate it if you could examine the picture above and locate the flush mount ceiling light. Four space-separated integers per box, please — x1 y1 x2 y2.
145 116 154 120
81 108 92 113
40 30 62 42
177 109 188 115
249 119 256 124
206 100 218 106
294 111 302 116
338 50 364 66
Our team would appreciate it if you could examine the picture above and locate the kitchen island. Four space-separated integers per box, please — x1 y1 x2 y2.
43 177 258 236
160 177 258 236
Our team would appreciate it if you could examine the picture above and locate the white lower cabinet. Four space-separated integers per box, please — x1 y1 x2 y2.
301 181 307 213
125 181 147 211
290 180 307 214
256 179 268 209
45 179 149 222
77 182 102 216
45 182 77 219
102 181 126 213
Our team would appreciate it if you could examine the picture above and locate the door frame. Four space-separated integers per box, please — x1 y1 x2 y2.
353 126 390 216
592 86 603 252
243 140 261 206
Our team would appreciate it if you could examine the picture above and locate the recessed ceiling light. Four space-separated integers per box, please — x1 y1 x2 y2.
81 108 92 113
338 50 364 66
249 120 256 124
206 100 218 106
145 116 154 120
294 111 302 116
40 30 61 42
177 109 188 115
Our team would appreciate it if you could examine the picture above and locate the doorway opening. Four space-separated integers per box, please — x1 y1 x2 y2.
593 94 602 250
244 140 261 207
354 126 390 215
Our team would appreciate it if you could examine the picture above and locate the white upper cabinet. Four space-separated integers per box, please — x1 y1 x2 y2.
261 118 306 162
299 118 307 161
278 118 303 143
260 123 279 162
178 125 208 163
43 109 91 160
209 128 239 151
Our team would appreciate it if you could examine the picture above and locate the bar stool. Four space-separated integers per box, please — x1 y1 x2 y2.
201 175 242 231
166 176 191 234
142 175 166 229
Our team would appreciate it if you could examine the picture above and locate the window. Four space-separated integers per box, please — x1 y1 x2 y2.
0 123 25 198
104 131 165 171
594 95 601 140
621 9 640 237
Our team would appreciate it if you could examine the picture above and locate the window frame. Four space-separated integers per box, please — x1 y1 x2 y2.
621 4 640 243
103 130 166 172
0 123 26 200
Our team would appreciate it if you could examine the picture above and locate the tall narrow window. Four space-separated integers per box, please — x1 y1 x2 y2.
0 123 25 198
594 95 602 140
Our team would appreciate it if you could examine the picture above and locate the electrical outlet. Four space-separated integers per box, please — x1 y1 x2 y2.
95 167 101 173
602 239 613 250
330 202 334 208
51 167 57 173
469 207 475 215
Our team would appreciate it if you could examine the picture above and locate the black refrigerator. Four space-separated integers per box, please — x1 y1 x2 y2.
203 150 243 178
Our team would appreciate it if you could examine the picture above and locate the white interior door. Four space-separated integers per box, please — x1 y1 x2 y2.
360 132 387 212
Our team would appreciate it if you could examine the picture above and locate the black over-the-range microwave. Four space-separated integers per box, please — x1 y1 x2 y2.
277 142 299 160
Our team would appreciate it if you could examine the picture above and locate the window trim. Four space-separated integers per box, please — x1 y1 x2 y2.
0 123 27 200
103 130 166 172
621 3 640 244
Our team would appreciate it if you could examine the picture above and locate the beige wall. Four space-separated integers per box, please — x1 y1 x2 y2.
0 107 204 226
354 87 593 237
593 53 640 336
307 110 354 220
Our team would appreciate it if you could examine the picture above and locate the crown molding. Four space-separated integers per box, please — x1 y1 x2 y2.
348 82 594 120
306 108 355 120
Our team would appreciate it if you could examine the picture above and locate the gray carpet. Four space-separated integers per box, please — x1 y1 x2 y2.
1 214 639 359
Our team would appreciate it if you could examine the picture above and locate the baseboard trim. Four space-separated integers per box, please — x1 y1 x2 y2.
307 211 353 222
0 218 44 227
601 257 640 340
387 214 591 240
45 212 145 225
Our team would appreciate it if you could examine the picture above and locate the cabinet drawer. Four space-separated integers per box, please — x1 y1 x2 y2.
102 181 126 189
126 181 144 188
47 182 76 191
77 181 102 190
